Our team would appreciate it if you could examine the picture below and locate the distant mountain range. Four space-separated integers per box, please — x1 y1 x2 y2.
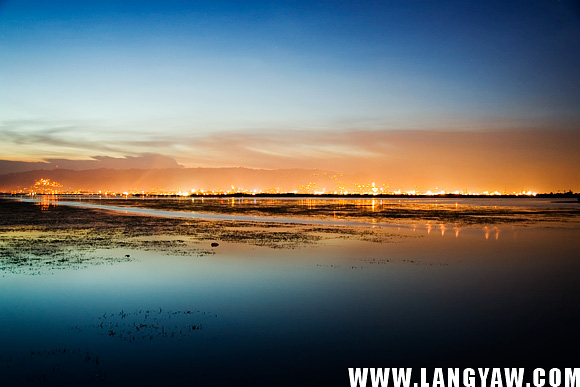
0 167 373 194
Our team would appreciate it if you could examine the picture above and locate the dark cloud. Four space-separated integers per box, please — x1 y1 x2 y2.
0 160 51 175
0 154 183 175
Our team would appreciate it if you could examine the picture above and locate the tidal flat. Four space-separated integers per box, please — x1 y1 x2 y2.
0 197 579 386
26 195 580 226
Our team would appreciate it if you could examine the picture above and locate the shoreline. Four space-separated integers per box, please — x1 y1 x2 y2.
2 192 578 199
16 197 407 229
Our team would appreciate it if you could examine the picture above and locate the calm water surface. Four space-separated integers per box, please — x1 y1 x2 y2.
0 198 579 386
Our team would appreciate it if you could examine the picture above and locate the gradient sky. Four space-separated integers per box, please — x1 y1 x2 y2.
1 0 579 191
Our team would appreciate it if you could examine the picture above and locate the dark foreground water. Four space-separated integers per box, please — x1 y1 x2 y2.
0 198 579 386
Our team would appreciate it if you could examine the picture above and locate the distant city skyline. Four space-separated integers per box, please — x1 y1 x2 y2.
1 0 579 192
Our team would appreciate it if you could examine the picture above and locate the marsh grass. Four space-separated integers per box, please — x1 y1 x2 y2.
71 197 580 226
0 199 403 275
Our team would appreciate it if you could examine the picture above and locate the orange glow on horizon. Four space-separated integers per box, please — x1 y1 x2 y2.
14 177 542 197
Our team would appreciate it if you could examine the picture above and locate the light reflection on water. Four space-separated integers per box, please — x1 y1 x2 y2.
20 196 580 240
0 199 579 386
17 194 580 208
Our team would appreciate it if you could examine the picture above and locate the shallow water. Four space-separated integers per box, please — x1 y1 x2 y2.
17 195 580 228
0 198 579 386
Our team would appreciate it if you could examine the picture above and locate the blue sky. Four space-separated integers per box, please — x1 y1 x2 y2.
0 0 579 190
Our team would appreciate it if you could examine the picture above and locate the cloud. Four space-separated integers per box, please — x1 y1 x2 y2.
1 118 579 191
47 154 183 170
0 119 130 157
0 154 183 175
168 126 580 191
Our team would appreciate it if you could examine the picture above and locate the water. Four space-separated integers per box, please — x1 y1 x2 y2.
0 198 579 386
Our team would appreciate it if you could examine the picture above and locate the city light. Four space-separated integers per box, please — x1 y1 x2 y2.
10 178 543 197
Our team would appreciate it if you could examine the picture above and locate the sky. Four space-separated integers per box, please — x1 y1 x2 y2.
0 0 579 192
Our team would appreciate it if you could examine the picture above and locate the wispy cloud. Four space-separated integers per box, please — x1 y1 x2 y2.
0 120 131 157
1 119 579 191
171 126 580 191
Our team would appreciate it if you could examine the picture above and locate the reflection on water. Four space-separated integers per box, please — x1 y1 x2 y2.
19 195 580 239
0 198 579 386
406 222 511 241
29 196 563 242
